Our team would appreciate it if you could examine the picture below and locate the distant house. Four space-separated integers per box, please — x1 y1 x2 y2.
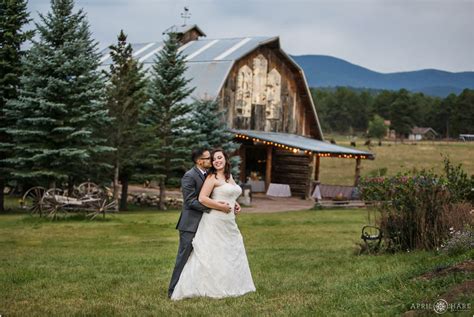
99 24 374 197
409 127 438 140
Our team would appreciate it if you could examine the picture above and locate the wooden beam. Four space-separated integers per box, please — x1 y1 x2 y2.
265 146 272 190
239 145 246 183
307 154 316 198
354 157 361 186
314 155 320 181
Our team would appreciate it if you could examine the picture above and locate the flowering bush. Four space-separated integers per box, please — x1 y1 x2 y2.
440 226 474 256
358 159 473 252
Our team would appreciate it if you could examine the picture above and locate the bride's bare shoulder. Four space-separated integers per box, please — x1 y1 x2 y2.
205 174 224 186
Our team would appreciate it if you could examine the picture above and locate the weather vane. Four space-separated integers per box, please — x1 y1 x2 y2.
181 6 191 25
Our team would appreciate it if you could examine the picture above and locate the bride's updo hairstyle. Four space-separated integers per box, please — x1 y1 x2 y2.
208 148 232 182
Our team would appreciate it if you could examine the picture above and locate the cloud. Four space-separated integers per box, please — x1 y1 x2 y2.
26 0 474 72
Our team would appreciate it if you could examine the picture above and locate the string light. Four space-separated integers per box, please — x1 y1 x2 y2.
233 134 370 159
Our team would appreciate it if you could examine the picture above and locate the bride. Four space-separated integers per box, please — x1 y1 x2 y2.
171 148 256 300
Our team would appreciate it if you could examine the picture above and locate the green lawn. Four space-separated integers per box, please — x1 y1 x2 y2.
1 209 472 316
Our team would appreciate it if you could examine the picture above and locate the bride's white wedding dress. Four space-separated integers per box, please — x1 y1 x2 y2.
171 182 256 300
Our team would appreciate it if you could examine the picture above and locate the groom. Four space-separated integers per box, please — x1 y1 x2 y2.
168 148 240 298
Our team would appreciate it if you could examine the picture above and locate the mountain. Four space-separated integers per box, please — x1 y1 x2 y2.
291 55 474 97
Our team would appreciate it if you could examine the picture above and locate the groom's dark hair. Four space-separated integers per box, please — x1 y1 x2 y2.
191 148 209 163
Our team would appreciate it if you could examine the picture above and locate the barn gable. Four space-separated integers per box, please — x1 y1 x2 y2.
99 31 323 140
218 38 322 139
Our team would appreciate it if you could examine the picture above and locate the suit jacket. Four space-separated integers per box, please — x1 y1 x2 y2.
176 166 210 232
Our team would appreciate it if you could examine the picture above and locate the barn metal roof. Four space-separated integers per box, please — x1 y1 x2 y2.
100 36 277 64
232 129 375 159
99 34 324 140
100 36 277 102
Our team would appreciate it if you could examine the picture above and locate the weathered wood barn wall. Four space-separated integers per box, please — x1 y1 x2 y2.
219 44 321 139
217 40 322 197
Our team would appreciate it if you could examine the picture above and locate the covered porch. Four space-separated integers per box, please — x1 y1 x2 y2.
232 129 375 198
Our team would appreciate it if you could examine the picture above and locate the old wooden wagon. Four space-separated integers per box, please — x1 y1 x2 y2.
21 182 117 219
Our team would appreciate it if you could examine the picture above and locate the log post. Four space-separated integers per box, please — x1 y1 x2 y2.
314 155 320 181
307 154 317 198
354 157 361 186
265 146 272 191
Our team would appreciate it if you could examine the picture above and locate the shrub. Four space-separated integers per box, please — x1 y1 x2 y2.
440 225 474 256
358 160 473 252
443 157 474 203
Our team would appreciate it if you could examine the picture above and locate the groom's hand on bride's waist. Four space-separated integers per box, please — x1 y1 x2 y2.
217 201 232 213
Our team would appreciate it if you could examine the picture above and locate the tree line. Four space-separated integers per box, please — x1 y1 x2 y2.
0 0 235 212
311 86 474 138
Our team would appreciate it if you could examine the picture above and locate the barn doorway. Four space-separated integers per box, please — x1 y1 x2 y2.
243 146 267 192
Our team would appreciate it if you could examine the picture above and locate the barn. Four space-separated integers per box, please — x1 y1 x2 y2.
99 24 374 198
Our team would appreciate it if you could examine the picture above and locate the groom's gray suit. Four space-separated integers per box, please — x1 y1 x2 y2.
168 166 210 297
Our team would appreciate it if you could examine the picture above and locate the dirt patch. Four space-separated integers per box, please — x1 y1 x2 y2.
415 260 474 281
403 260 474 316
242 193 314 213
127 185 182 198
442 280 474 303
403 280 473 316
126 185 315 213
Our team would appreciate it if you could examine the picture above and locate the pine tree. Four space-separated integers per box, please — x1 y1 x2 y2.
390 89 414 139
5 0 113 191
104 30 147 211
191 98 240 178
0 0 33 212
139 32 195 210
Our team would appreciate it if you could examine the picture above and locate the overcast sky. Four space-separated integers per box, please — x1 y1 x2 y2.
27 0 474 73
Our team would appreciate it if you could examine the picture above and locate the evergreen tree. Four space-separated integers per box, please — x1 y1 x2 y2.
191 98 240 178
390 89 414 138
310 89 331 132
325 87 353 133
0 0 33 212
139 32 195 210
438 93 456 138
104 30 148 211
5 0 112 191
373 90 397 121
352 90 372 131
454 89 474 136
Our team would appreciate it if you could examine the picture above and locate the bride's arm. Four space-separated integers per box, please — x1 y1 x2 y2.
199 176 232 213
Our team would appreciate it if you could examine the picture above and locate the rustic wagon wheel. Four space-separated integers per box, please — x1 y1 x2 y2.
21 187 46 216
77 182 101 197
41 188 64 219
86 196 117 220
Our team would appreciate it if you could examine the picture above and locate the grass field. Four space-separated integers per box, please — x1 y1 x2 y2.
1 209 472 316
318 139 474 185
